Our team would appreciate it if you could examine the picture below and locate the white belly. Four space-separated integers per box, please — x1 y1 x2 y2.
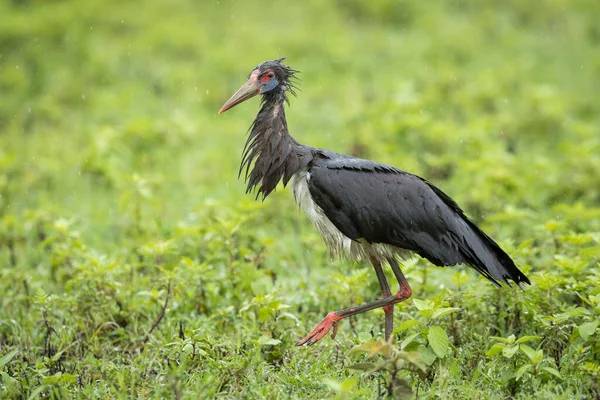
290 169 400 262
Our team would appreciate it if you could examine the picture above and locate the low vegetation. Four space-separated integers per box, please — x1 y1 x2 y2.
1 0 599 398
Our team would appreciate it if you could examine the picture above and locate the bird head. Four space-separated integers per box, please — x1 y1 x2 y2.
219 57 297 114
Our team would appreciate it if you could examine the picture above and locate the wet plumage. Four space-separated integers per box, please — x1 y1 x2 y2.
219 58 530 346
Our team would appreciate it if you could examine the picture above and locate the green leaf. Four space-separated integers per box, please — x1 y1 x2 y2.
485 343 506 357
323 378 341 393
27 385 49 400
51 350 65 362
515 364 532 381
491 334 516 344
514 335 542 345
59 373 77 383
258 306 274 323
502 345 519 359
400 332 421 350
553 307 590 323
349 339 393 357
579 320 599 341
274 302 290 310
395 319 421 332
373 359 396 373
348 362 377 372
427 326 450 358
397 351 428 374
0 371 14 387
520 344 543 364
42 373 62 384
0 350 19 368
182 342 194 357
418 345 438 366
412 298 434 311
541 367 562 379
257 336 281 346
278 312 300 324
431 307 461 319
323 377 357 394
340 377 358 393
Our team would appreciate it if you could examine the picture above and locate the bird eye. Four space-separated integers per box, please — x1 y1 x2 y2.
260 72 275 83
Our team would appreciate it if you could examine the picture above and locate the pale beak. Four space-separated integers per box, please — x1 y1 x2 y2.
219 75 261 114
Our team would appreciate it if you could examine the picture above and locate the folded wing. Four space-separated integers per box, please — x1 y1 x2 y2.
307 157 530 287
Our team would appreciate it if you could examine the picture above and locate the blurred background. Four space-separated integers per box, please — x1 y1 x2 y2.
2 0 598 239
1 0 599 398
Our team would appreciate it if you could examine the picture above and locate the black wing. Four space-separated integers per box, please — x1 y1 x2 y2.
307 156 530 287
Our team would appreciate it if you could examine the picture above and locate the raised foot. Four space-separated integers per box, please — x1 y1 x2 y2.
296 312 343 346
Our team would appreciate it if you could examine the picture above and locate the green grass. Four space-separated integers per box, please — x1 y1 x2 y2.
1 0 600 398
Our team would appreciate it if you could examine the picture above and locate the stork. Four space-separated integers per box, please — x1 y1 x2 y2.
219 58 530 346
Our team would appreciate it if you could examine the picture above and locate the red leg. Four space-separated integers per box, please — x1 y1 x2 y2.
389 258 412 300
371 259 394 341
296 260 412 346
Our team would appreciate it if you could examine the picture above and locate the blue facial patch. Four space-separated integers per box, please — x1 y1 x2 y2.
260 77 279 93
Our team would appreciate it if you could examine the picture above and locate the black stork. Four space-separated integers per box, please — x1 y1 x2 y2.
219 58 530 346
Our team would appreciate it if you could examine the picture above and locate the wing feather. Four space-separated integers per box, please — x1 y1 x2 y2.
307 158 530 287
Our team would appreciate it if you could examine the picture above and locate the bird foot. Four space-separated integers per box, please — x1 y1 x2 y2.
296 312 342 346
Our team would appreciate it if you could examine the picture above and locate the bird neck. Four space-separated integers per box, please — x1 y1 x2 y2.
241 92 312 199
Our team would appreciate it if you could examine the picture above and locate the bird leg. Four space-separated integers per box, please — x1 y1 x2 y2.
295 259 412 346
371 258 394 341
388 258 412 300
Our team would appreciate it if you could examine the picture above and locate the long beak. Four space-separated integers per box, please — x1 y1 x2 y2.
218 76 260 114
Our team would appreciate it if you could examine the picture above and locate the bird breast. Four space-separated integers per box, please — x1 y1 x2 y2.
290 169 399 262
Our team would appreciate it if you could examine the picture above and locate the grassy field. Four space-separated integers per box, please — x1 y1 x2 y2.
1 0 600 398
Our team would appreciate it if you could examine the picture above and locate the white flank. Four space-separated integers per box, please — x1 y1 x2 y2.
291 169 401 262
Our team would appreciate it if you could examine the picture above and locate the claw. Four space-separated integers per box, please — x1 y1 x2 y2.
330 321 339 339
296 312 342 346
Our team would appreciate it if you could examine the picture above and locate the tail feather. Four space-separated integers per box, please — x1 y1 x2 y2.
426 182 531 288
460 215 531 287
